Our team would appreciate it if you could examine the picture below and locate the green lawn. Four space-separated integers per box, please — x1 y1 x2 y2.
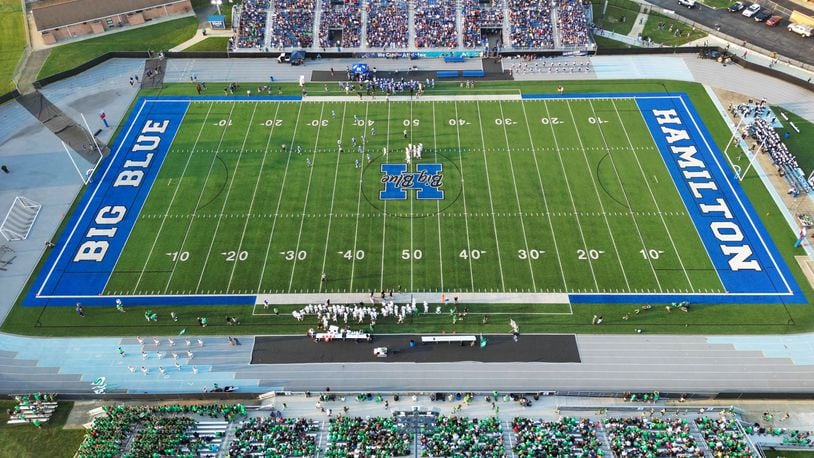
642 13 707 46
184 37 231 52
592 0 641 35
37 16 198 80
0 401 85 458
4 80 813 338
0 0 26 94
594 35 640 49
772 106 814 174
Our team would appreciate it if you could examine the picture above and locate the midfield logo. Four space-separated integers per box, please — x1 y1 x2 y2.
380 163 444 200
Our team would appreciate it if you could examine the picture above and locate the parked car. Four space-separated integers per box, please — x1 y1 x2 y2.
742 3 761 17
678 0 697 8
753 10 771 21
788 23 813 37
765 15 782 26
728 1 746 12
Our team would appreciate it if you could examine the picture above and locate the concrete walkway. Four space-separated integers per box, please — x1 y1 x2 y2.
169 28 234 52
627 7 649 38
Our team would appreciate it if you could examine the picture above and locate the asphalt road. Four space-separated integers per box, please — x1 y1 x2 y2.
645 0 814 66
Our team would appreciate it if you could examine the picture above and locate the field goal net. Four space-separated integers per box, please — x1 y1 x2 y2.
0 196 42 241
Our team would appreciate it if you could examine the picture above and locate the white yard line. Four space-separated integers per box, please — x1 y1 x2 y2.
453 101 476 291
519 99 568 291
540 99 599 291
348 102 371 292
195 103 260 292
287 103 327 291
586 99 661 292
474 101 507 291
610 99 695 291
379 101 391 291
497 101 537 292
163 102 237 293
257 103 305 291
226 102 283 292
318 103 348 294
431 101 444 293
564 99 631 291
126 102 205 294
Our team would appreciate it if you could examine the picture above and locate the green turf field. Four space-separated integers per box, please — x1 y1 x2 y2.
104 97 723 297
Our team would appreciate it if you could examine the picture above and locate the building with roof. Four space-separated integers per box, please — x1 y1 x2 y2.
32 0 194 45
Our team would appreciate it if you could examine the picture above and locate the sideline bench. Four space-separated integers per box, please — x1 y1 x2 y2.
436 70 459 78
421 335 476 344
462 70 485 78
444 56 465 63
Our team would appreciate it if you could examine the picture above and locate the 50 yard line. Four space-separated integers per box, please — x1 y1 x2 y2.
431 101 444 293
379 101 392 291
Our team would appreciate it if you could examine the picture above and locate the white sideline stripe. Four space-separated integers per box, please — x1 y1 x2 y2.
585 98 662 292
609 98 694 291
110 100 192 294
163 102 238 293
38 99 149 297
255 292 572 305
497 100 537 291
564 99 632 291
287 103 326 291
519 98 568 291
257 102 304 290
302 95 523 102
196 102 260 292
318 103 347 294
227 102 283 291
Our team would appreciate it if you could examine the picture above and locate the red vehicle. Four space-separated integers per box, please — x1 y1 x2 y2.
766 15 782 26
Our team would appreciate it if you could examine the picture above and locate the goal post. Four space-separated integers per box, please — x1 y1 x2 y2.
0 196 42 241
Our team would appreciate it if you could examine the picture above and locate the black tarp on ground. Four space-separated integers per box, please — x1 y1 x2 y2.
251 334 580 364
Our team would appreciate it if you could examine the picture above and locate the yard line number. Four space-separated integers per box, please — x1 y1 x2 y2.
401 249 422 260
263 119 283 127
640 249 664 260
223 250 248 261
403 119 420 126
458 249 484 260
340 250 365 260
309 120 329 127
166 251 189 262
281 250 307 261
540 117 562 125
448 119 467 126
517 249 544 260
587 116 608 124
577 249 604 260
494 118 515 125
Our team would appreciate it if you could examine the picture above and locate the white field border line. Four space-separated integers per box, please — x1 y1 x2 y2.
679 95 794 295
519 99 568 291
453 101 476 291
378 101 390 291
257 102 304 291
105 101 193 293
348 102 370 292
318 103 348 294
287 103 327 291
540 99 599 291
497 100 538 292
564 99 632 291
632 97 727 294
610 98 695 291
585 99 662 292
163 102 238 293
195 102 261 292
227 102 283 291
431 101 444 292
37 99 149 297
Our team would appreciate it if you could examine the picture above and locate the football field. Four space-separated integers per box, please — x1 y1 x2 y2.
27 93 804 305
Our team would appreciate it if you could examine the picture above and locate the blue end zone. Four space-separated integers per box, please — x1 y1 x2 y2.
569 93 803 304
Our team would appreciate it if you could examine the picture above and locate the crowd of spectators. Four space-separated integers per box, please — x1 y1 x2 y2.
366 0 409 48
231 0 269 50
420 416 505 456
462 0 504 48
604 416 702 457
695 416 753 457
276 0 315 8
511 417 602 457
270 9 315 48
77 404 246 458
508 0 554 49
414 0 458 48
229 416 318 457
557 0 591 46
748 118 809 189
319 3 363 48
325 416 412 456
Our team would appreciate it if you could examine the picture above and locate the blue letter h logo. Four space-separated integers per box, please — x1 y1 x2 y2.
380 163 444 201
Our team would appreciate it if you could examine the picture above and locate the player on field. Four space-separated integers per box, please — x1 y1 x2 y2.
306 158 312 167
